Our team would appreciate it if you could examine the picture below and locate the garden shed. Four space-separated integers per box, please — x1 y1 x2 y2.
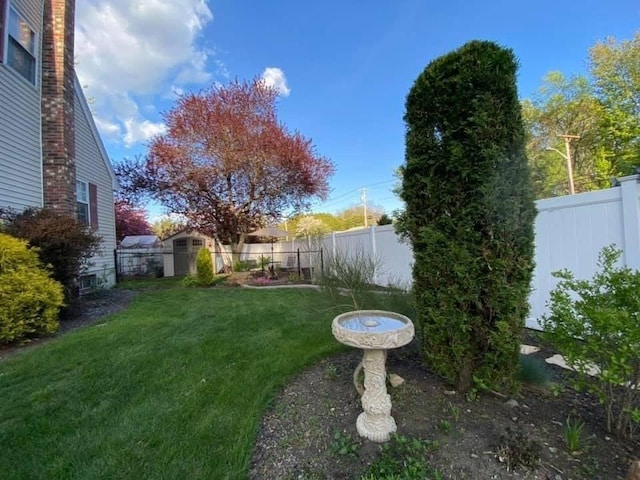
162 230 219 277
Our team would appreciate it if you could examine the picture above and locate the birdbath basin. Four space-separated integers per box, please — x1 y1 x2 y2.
332 310 414 442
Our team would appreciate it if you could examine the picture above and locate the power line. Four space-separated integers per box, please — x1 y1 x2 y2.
313 179 396 209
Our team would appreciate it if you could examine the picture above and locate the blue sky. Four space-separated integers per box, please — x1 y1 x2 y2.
75 0 639 220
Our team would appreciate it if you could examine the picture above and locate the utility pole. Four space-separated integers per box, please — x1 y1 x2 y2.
361 187 368 227
547 134 580 195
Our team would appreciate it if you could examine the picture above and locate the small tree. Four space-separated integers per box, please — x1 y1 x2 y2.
196 248 214 286
151 216 187 240
0 208 102 301
295 216 329 237
377 213 393 226
542 246 640 438
115 199 152 242
396 41 537 393
117 79 334 260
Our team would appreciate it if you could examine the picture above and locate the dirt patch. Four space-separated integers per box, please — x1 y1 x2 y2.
250 335 640 480
0 288 137 360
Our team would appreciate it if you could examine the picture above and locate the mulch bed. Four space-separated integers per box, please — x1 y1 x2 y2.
250 333 640 480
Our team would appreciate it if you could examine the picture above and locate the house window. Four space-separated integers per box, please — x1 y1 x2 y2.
79 274 97 291
5 6 36 84
77 180 89 225
175 239 187 247
0 1 6 61
76 180 99 228
192 239 203 247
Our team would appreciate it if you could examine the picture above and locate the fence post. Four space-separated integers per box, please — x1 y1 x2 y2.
320 248 324 275
297 248 301 276
113 249 119 284
370 226 378 285
619 175 640 270
332 232 336 259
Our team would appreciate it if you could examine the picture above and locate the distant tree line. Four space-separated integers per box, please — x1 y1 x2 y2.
524 31 640 198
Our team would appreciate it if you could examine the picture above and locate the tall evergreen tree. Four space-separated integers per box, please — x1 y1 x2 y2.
397 41 537 393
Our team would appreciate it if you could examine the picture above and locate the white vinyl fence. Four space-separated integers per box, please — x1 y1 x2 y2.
282 174 640 330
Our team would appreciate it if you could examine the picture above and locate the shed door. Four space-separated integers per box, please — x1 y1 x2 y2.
173 239 189 276
188 239 205 275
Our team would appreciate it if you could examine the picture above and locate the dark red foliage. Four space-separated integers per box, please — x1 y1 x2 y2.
133 78 334 253
0 207 101 301
115 200 153 242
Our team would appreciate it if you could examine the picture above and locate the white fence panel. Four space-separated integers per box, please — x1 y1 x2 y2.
373 226 413 287
301 175 640 330
528 187 625 328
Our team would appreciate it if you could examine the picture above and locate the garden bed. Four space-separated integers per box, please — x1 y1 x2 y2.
250 334 640 480
226 270 313 287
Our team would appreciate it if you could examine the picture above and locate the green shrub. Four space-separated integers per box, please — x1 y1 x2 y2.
196 248 214 286
396 40 536 393
319 249 415 319
0 233 64 343
362 434 440 480
0 207 101 301
182 275 201 287
542 245 640 438
233 259 252 272
321 249 381 310
516 354 551 386
258 255 271 269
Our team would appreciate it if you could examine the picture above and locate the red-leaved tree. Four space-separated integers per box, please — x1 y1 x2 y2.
115 200 152 242
122 78 334 257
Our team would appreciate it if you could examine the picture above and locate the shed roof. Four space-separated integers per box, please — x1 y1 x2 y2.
120 235 161 248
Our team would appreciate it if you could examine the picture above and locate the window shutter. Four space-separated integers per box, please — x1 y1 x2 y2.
89 183 99 228
0 0 6 62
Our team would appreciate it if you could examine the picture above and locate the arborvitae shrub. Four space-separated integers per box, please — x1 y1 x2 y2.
0 233 64 343
196 248 214 286
396 41 536 393
0 208 101 301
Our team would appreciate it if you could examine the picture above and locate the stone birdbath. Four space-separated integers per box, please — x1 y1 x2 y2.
331 310 415 442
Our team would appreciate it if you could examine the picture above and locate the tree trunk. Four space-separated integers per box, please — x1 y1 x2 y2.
230 233 246 268
457 357 474 394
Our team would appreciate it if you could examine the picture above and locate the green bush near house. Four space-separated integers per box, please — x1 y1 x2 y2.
196 247 215 286
0 233 64 343
396 40 537 393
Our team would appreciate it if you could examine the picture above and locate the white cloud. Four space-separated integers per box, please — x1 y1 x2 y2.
261 67 291 97
123 119 167 147
93 117 121 139
75 0 215 147
170 86 185 97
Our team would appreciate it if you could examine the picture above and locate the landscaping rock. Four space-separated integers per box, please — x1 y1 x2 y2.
388 374 405 388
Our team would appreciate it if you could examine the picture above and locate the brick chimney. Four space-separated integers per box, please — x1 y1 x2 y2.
41 0 76 216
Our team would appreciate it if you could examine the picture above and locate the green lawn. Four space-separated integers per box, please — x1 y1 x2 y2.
0 286 349 480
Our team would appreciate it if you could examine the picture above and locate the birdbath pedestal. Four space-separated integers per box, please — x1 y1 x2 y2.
331 310 415 442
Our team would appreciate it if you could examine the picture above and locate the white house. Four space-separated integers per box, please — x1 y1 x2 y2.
0 0 118 287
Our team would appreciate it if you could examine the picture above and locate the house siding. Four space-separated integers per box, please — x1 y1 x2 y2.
1 0 118 289
0 0 44 210
74 79 117 287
